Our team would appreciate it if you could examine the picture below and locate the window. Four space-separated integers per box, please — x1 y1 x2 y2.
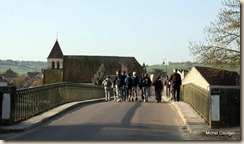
52 61 55 69
57 61 60 69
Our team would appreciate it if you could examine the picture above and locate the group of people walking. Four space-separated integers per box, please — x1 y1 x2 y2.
102 68 181 103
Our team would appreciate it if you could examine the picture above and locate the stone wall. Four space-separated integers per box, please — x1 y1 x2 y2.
43 69 63 84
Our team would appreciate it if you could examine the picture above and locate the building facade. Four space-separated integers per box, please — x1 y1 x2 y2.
43 40 144 84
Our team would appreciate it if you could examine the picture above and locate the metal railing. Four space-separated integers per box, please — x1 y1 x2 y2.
14 82 104 123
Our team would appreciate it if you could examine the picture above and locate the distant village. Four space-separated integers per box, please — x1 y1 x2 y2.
0 68 43 88
0 60 46 88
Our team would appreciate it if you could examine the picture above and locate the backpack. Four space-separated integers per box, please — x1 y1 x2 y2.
116 75 122 87
132 76 139 87
125 76 132 87
154 80 162 90
104 79 111 87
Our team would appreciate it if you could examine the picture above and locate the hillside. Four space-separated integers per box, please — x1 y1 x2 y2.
146 63 240 76
0 60 47 75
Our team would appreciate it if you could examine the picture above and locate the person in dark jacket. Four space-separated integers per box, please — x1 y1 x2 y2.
125 73 133 102
113 70 123 102
139 73 145 101
131 71 139 101
142 73 152 102
152 76 164 103
169 68 182 101
121 71 127 101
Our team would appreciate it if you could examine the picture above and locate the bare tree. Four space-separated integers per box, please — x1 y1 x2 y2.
189 0 240 71
92 63 106 85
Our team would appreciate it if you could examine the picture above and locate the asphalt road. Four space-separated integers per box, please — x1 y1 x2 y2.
5 96 195 142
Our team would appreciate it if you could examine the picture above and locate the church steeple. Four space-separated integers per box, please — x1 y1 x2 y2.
47 40 63 59
47 40 64 69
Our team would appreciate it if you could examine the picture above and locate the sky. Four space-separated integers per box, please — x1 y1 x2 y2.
0 0 227 65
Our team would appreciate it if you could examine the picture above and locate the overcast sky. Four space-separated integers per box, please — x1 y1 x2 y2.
0 0 228 65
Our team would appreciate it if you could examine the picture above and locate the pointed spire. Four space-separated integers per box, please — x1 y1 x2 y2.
56 32 59 41
47 40 63 58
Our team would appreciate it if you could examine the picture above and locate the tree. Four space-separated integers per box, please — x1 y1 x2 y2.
2 68 19 77
152 68 164 77
189 0 240 72
92 63 106 85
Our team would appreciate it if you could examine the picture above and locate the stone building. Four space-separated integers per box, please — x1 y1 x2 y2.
43 40 144 84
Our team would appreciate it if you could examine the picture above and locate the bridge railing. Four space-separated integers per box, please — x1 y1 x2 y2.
181 83 240 128
181 83 209 123
1 82 104 125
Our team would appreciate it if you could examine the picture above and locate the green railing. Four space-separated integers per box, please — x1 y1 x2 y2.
181 83 209 123
14 82 104 123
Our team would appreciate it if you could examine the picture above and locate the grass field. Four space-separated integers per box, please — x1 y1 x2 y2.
0 64 45 75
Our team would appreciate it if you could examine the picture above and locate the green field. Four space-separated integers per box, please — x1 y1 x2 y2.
0 64 44 75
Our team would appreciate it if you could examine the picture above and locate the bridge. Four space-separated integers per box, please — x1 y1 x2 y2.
0 82 241 141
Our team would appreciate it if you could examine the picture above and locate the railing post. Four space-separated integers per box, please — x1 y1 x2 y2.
0 86 16 125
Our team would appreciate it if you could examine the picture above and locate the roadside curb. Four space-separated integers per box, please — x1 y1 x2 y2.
0 98 104 132
165 96 241 140
171 101 208 135
163 96 209 134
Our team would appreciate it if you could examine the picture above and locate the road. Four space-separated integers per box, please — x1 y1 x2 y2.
4 96 195 142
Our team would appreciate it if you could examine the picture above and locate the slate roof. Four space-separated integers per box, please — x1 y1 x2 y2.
47 40 63 58
27 72 40 78
194 66 240 86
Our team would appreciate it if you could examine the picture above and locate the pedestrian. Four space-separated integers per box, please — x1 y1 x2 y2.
164 75 170 98
125 73 133 102
113 70 123 102
139 73 145 101
131 71 139 101
121 71 127 101
169 68 182 101
142 73 152 102
152 76 164 103
102 75 113 102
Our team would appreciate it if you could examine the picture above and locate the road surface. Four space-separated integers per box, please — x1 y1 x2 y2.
4 96 194 142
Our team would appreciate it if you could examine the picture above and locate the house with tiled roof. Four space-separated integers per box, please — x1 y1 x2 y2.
182 66 240 90
182 66 240 128
44 40 144 84
2 72 18 83
23 72 42 88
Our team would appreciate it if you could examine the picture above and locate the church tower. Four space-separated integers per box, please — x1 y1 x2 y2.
47 40 63 69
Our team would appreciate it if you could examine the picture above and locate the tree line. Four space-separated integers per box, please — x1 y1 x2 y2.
0 59 46 67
